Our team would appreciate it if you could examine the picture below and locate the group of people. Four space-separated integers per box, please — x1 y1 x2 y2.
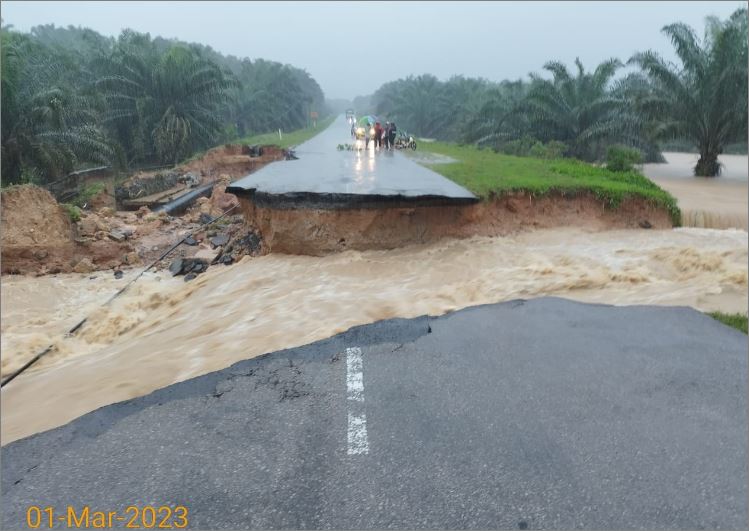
351 119 398 150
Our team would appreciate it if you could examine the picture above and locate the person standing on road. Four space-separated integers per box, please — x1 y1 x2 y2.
383 122 391 150
388 122 397 150
374 122 383 150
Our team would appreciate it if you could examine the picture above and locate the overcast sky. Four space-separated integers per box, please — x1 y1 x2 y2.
2 1 744 100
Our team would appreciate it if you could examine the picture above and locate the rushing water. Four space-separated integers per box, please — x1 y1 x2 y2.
1 226 746 443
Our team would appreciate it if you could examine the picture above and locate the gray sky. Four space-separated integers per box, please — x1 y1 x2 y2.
2 1 744 100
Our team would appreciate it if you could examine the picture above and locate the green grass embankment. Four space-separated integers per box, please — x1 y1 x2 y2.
415 142 681 225
238 116 336 149
707 312 748 334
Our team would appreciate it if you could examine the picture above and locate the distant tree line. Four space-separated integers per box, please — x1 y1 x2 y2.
366 8 747 176
1 23 328 185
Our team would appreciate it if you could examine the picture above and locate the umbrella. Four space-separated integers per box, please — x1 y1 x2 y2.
358 115 377 126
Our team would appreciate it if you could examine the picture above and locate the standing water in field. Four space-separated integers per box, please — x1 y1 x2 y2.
644 152 748 230
1 226 747 443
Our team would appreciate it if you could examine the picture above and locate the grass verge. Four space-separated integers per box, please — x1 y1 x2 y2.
238 116 336 149
416 142 681 225
707 312 748 334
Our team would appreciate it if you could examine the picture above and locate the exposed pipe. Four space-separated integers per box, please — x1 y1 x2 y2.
152 183 215 216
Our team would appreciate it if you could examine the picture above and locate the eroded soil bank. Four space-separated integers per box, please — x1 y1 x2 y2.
240 192 673 255
1 180 248 276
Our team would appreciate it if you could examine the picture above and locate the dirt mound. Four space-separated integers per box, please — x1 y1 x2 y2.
88 188 116 210
1 185 139 275
179 144 285 181
1 185 73 247
240 192 674 256
1 185 78 274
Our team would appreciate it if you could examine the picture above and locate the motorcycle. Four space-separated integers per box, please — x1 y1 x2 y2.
394 131 417 150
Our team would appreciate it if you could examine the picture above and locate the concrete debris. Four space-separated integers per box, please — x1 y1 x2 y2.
169 258 184 276
194 247 219 263
108 230 126 242
210 234 229 247
213 230 262 266
169 257 209 277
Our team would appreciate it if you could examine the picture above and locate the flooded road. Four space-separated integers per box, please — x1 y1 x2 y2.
643 152 748 230
2 226 747 443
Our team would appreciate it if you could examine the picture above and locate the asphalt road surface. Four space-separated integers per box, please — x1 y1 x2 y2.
2 298 746 529
227 115 477 205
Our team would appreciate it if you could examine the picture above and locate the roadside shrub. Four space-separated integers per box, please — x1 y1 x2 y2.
606 146 642 172
73 182 106 208
497 137 567 159
497 136 537 156
61 203 82 222
708 312 748 334
529 140 567 159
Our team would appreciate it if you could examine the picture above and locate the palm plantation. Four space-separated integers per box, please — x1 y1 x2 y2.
1 30 111 183
97 34 236 165
1 8 746 184
0 25 327 185
630 8 748 176
520 58 640 161
364 8 746 172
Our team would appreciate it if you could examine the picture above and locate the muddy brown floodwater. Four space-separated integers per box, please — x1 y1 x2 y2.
643 152 748 230
1 226 747 444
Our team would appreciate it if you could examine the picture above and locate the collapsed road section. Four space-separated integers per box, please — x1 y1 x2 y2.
226 115 481 253
227 116 673 255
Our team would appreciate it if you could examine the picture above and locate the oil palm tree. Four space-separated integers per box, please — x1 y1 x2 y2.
98 35 236 165
1 30 112 184
630 8 748 176
461 79 529 146
522 58 642 161
232 60 308 135
440 76 494 141
383 74 450 138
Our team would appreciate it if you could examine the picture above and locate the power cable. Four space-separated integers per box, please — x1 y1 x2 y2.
0 203 239 388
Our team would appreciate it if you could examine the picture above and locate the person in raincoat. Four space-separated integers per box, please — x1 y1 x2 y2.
364 123 371 149
388 122 397 150
374 122 383 149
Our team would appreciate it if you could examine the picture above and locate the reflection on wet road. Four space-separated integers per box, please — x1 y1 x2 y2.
227 115 476 199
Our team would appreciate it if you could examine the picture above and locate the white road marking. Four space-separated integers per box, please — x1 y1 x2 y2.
347 413 369 455
346 348 364 401
346 347 369 455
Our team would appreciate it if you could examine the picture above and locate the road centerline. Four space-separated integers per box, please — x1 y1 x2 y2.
346 346 369 455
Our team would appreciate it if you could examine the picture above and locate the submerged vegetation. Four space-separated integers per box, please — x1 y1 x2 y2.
367 8 747 177
1 24 328 186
